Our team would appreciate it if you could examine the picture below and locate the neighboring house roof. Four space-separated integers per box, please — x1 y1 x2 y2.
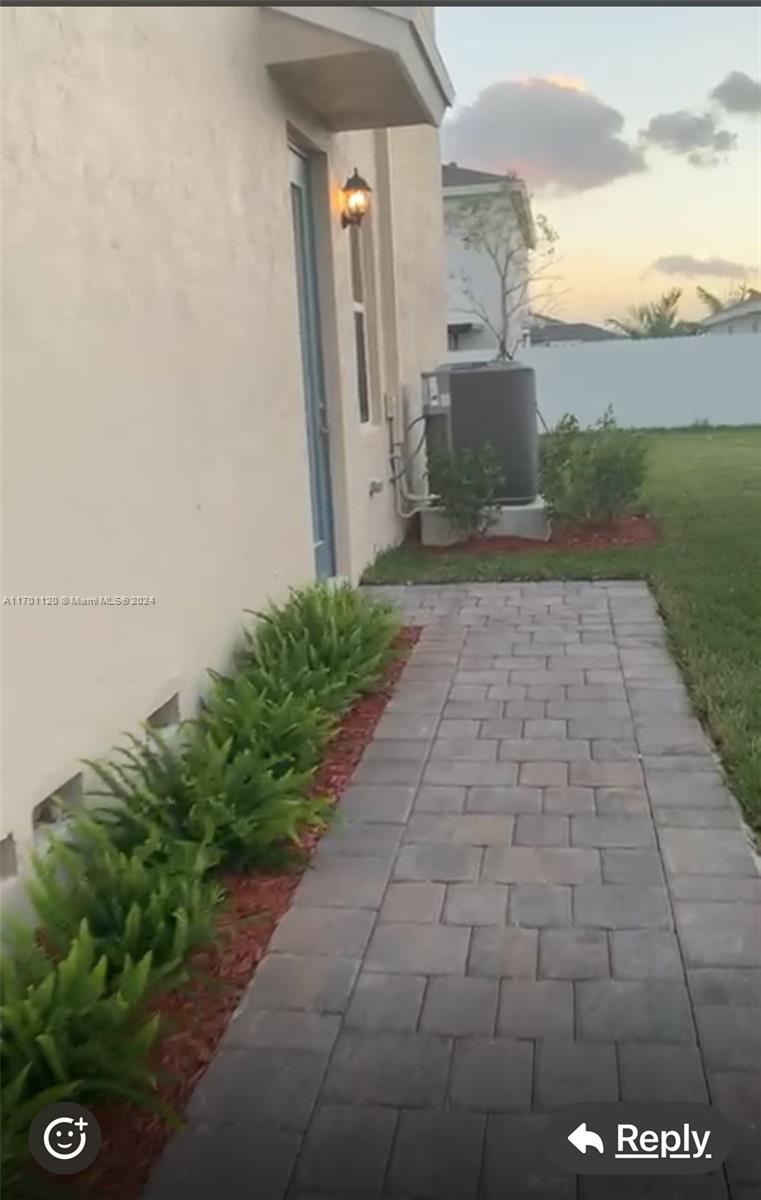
700 294 761 330
530 319 615 345
441 161 535 249
441 163 505 187
527 312 562 327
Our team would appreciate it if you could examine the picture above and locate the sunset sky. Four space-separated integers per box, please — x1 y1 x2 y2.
436 5 761 324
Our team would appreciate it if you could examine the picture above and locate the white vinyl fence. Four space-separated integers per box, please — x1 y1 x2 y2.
446 334 761 428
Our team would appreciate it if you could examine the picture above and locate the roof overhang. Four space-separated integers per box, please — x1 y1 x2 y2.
447 314 483 332
261 6 454 131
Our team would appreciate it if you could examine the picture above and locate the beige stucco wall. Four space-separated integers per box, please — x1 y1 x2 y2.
0 6 446 863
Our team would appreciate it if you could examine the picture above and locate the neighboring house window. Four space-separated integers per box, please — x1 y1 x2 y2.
350 224 370 423
447 328 460 351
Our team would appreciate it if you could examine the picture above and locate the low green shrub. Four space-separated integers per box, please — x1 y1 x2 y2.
88 726 327 871
1 920 161 1110
428 444 505 538
27 814 222 989
540 407 648 524
241 581 400 712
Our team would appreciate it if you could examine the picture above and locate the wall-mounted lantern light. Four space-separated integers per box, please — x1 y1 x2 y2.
341 168 371 228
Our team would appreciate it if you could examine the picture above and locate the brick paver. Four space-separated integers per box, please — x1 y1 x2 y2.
144 583 759 1200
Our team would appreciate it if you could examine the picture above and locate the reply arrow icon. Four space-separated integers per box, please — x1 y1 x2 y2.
568 1123 605 1155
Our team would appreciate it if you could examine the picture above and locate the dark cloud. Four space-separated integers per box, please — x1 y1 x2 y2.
711 71 761 115
653 255 755 281
640 111 736 166
441 78 646 192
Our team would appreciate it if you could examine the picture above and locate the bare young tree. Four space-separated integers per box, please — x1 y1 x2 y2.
445 177 560 361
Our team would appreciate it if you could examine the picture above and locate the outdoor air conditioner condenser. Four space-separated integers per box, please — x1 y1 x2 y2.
422 361 539 505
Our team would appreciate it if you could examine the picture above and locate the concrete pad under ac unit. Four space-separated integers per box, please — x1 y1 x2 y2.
420 499 550 546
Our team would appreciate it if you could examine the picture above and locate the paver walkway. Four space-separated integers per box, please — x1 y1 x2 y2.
144 583 760 1200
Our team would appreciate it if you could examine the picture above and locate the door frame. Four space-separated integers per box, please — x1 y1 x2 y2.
289 144 337 578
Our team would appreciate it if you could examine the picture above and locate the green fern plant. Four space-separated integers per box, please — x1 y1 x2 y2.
0 582 402 1197
200 672 335 775
241 582 400 712
2 1067 79 1199
27 814 222 989
88 726 327 870
0 921 161 1109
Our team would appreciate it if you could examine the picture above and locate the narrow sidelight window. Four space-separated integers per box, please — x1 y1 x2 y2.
350 224 371 423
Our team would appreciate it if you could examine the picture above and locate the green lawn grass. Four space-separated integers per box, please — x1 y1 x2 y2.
364 429 761 831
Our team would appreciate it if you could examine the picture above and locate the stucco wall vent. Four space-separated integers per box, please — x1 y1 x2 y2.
147 692 181 730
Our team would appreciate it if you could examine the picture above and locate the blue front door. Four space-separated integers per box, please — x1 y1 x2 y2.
289 149 336 578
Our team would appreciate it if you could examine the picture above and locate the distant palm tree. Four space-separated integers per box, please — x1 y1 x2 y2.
696 284 761 315
607 288 697 339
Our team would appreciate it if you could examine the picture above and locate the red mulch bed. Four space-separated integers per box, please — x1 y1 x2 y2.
420 513 659 554
79 626 421 1200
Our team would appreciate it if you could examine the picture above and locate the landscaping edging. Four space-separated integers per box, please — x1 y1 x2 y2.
82 627 421 1199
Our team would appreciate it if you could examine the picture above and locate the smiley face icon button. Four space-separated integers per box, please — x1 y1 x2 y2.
29 1103 101 1175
